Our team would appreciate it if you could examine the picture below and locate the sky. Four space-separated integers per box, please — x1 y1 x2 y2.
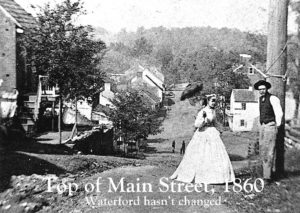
15 0 297 34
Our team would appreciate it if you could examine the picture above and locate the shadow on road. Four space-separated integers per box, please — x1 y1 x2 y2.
1 119 74 155
229 154 246 161
0 151 66 192
285 170 300 178
165 97 175 106
142 145 157 154
12 138 75 155
141 138 166 154
156 151 176 154
146 138 165 144
35 138 53 141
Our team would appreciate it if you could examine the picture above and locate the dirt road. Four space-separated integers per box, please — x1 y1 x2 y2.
62 164 234 213
0 91 255 212
51 92 251 212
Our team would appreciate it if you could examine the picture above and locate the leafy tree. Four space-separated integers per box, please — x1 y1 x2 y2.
287 37 300 118
206 49 251 99
288 1 300 118
108 90 163 143
244 32 267 62
100 48 131 74
20 0 106 100
165 46 250 99
102 26 263 90
131 37 153 57
155 45 174 69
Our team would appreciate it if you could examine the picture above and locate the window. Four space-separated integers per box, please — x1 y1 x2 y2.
240 120 245 127
137 71 143 78
248 67 254 75
242 103 246 110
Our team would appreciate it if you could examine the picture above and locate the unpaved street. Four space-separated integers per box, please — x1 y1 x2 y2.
45 91 252 212
64 165 233 213
0 91 254 213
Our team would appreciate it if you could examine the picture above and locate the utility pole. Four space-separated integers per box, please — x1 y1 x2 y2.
266 0 288 176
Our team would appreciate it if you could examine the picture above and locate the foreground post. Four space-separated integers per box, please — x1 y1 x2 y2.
266 0 288 176
52 101 55 131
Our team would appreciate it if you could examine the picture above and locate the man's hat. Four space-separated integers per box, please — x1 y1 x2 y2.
254 80 271 90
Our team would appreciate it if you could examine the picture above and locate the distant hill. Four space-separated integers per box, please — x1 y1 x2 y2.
92 27 116 44
93 26 266 57
95 26 266 85
110 26 266 59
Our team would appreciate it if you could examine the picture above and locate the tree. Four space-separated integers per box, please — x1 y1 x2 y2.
288 1 300 119
244 32 267 63
108 90 163 143
155 45 174 68
131 37 153 57
287 35 300 119
166 46 250 99
21 0 106 100
100 48 131 74
102 26 266 89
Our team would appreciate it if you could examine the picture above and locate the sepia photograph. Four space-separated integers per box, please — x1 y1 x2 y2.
0 0 300 212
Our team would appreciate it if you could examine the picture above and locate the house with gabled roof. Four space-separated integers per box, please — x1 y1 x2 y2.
148 66 164 83
0 0 40 134
233 54 266 86
0 0 36 93
114 64 165 109
123 64 165 101
226 87 260 132
98 77 115 109
0 0 36 28
139 87 161 109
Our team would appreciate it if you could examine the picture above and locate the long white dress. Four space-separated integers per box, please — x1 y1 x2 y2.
170 106 235 184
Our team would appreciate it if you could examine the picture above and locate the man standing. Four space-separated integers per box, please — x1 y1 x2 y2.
254 80 283 183
172 140 175 153
180 140 186 155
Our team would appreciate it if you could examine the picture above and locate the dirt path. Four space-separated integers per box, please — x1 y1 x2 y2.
55 92 251 212
61 164 233 213
0 91 256 212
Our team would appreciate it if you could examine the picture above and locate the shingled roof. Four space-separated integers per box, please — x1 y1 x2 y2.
0 0 36 29
140 88 161 104
232 89 259 103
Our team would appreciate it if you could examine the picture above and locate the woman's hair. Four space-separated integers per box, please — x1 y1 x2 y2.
190 94 216 109
202 95 216 107
202 97 208 106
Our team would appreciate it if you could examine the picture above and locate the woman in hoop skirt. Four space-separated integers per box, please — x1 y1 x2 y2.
170 95 235 184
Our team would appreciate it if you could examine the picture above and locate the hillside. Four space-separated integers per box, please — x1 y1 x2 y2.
112 26 267 60
150 90 199 141
99 26 266 86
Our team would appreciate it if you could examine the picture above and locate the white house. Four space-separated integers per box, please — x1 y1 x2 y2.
148 66 165 83
62 79 115 125
99 81 115 108
227 87 260 132
142 69 164 101
76 98 92 120
233 54 266 86
91 111 113 126
130 65 165 102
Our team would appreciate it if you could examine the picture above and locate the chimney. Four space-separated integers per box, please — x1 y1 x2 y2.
104 82 111 91
239 54 251 64
137 71 143 79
